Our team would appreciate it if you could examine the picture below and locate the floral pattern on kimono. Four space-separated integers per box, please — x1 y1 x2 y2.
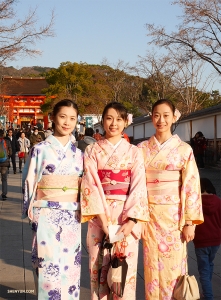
81 138 149 300
22 135 83 300
138 134 204 300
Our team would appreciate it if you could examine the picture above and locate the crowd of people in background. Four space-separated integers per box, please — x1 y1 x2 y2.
0 124 53 200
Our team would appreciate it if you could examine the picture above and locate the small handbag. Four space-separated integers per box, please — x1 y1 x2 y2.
173 274 200 300
107 240 128 298
18 152 25 158
173 241 200 300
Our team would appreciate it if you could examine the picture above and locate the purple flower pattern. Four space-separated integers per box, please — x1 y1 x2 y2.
74 250 81 266
48 288 61 300
45 164 56 173
47 201 61 209
23 135 83 299
68 285 76 295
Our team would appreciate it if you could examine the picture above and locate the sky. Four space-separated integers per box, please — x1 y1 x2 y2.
10 0 180 69
7 0 220 91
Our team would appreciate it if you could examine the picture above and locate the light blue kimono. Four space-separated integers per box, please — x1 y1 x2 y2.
22 135 83 300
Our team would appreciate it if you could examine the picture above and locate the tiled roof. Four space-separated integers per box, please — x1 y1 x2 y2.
1 76 49 96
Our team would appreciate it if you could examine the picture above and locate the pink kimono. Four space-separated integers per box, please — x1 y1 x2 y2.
138 135 204 300
81 138 149 300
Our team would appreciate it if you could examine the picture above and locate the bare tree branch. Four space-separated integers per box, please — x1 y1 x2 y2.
0 0 55 65
145 0 221 74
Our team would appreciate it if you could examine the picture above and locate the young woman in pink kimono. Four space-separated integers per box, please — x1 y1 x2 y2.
138 99 204 300
81 102 149 300
22 99 83 300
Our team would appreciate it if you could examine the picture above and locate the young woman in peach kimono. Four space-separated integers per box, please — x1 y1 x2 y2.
81 102 149 300
138 99 204 300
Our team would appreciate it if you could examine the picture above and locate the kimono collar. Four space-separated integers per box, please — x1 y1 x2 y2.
149 134 181 151
153 135 173 150
106 138 123 149
45 134 76 151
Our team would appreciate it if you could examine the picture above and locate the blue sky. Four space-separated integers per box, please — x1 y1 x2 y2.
10 0 180 69
8 0 220 91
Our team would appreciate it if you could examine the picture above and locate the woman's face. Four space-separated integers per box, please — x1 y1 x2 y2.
152 103 176 134
52 106 77 137
103 108 126 139
21 133 25 139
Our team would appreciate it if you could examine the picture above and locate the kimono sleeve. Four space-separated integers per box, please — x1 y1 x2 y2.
21 148 38 219
180 147 204 227
80 145 107 223
122 147 149 223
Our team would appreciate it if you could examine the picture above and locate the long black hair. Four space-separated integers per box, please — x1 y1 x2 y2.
200 178 216 195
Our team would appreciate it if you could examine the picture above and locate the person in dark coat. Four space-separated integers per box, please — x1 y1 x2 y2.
192 131 207 168
0 129 12 200
5 128 20 174
193 178 221 300
77 127 96 152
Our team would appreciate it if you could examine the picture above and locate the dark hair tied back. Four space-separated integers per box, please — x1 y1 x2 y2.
101 102 128 127
51 99 79 130
152 99 176 115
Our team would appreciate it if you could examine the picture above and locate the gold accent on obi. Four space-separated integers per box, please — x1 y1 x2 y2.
37 175 80 202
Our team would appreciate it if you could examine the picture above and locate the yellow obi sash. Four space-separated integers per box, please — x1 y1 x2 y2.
36 175 80 202
146 170 181 202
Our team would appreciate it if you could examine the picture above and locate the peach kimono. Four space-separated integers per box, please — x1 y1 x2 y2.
138 135 204 300
81 138 149 300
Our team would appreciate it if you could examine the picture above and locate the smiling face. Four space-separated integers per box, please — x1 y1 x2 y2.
52 106 77 137
103 108 126 140
152 103 176 134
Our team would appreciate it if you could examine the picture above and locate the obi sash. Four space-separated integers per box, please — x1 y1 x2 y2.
28 175 80 220
98 169 131 195
146 170 181 201
37 175 80 202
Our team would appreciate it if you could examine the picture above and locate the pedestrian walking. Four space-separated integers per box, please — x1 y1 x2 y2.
193 177 221 300
22 99 83 300
18 132 30 173
191 131 207 169
81 102 149 300
138 99 204 300
0 129 12 200
77 127 96 152
5 128 20 174
29 127 43 148
93 128 103 141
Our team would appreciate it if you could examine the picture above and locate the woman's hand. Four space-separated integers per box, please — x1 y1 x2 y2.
141 223 148 240
116 220 135 237
182 225 195 243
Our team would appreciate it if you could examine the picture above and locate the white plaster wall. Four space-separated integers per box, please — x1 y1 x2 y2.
144 122 155 138
134 124 144 139
217 115 221 138
192 117 214 139
124 125 133 136
174 122 191 142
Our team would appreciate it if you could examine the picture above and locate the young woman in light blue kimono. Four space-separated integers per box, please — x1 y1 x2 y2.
22 99 83 300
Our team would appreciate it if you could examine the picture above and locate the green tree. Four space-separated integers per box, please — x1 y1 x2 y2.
42 62 94 114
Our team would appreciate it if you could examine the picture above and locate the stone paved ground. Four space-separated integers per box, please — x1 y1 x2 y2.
0 166 220 300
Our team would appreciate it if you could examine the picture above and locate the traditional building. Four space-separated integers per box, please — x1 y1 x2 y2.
0 76 53 129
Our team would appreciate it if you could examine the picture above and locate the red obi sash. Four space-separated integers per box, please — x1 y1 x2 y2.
98 169 131 195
